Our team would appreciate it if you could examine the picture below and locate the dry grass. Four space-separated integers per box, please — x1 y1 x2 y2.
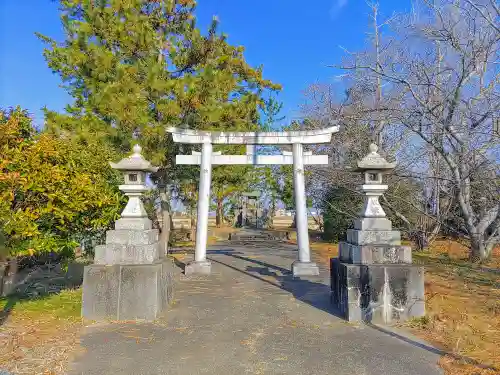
170 226 237 250
310 241 339 264
285 235 339 264
210 226 238 239
0 289 84 375
307 237 500 375
408 240 500 375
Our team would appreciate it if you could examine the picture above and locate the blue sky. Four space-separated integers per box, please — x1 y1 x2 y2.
0 0 411 128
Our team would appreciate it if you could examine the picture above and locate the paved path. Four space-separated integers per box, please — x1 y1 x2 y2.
70 241 442 375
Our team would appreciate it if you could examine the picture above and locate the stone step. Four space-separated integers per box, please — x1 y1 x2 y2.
346 229 401 245
94 243 162 265
228 231 287 242
106 229 159 245
339 242 412 264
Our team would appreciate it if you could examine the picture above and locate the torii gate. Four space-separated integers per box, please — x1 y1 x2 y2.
168 126 339 277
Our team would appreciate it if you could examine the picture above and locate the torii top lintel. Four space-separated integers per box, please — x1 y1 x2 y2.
167 125 339 145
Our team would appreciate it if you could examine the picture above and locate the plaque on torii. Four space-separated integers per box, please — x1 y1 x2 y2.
168 125 339 277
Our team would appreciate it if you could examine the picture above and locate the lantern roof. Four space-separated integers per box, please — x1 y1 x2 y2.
355 144 395 172
110 144 159 172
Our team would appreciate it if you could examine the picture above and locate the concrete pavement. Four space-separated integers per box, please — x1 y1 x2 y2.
69 241 442 375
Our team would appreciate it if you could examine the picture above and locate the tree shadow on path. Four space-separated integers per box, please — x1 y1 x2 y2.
208 255 341 319
210 252 499 374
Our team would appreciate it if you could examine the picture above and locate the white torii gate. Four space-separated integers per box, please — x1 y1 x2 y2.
168 126 339 277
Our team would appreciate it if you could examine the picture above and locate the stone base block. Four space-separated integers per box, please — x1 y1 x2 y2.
106 229 159 245
346 229 401 245
65 262 86 286
330 258 425 324
184 260 212 276
339 242 412 264
81 259 174 321
94 242 161 265
115 218 152 230
330 259 364 321
364 263 425 323
292 261 320 277
353 217 392 231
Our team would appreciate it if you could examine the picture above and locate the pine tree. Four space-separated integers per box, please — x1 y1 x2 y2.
39 0 280 236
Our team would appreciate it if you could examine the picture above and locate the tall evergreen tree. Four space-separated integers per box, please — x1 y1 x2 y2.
39 0 280 238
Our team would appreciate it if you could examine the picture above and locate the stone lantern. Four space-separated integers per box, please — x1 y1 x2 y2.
354 143 395 229
109 144 158 228
81 145 174 322
330 144 425 324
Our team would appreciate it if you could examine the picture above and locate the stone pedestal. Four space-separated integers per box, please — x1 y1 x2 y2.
330 259 424 323
292 261 320 276
82 259 173 321
82 223 175 321
331 226 425 323
330 144 425 324
184 260 212 276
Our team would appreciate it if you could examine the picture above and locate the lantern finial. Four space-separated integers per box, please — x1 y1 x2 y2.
132 144 142 156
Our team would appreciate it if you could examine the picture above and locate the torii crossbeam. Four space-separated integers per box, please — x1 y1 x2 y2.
167 125 339 277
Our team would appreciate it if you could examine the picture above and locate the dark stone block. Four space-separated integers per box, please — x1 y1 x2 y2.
65 262 87 286
330 258 425 324
363 264 425 323
330 258 364 321
82 259 175 321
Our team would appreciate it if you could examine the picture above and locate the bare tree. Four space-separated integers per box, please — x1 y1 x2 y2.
338 0 500 260
301 5 428 245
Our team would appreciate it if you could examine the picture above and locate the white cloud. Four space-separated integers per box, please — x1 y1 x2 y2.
330 0 348 18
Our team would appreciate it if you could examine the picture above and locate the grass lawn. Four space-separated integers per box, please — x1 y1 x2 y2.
0 289 84 375
307 238 500 375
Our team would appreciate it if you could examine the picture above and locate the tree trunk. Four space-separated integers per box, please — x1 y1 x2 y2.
469 232 495 262
1 258 18 297
190 205 196 241
268 198 276 228
160 209 171 255
485 239 497 261
470 234 485 262
159 191 171 256
216 198 223 228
